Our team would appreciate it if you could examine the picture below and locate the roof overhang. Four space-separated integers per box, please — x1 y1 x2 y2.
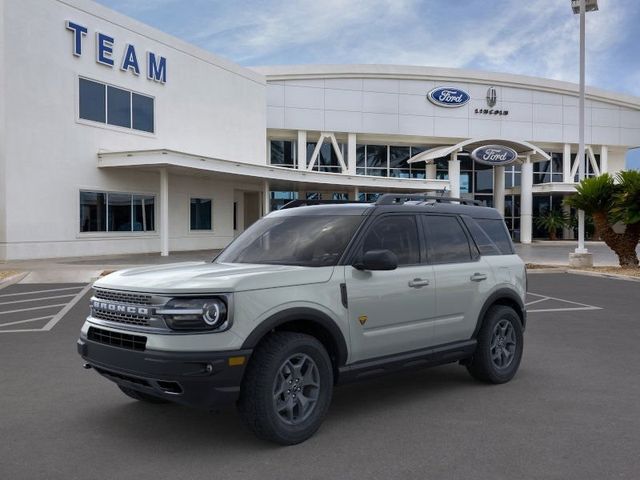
407 138 552 164
96 149 450 192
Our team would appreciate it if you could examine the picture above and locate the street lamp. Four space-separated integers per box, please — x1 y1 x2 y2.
569 0 597 266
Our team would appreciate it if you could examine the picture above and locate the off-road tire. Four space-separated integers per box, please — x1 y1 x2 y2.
118 385 170 404
466 305 523 384
238 331 333 445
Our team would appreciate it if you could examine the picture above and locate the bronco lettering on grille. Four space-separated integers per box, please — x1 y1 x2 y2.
91 300 150 316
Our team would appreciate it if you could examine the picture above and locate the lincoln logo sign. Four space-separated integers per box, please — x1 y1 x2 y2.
427 87 470 107
471 145 518 166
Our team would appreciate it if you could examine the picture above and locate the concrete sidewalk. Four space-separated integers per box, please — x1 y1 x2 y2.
1 242 637 284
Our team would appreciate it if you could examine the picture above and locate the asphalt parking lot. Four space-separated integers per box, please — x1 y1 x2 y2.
1 273 639 480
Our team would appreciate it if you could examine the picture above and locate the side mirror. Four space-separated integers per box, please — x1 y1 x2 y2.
354 249 398 271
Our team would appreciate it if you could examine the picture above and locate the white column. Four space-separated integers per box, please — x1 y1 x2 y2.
347 133 357 175
563 143 573 183
297 131 307 170
448 153 460 198
493 165 505 216
600 145 608 174
263 180 270 215
426 162 437 180
520 156 533 244
350 187 359 201
562 199 573 240
160 168 169 257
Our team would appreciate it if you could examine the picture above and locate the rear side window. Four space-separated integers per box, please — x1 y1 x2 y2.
475 218 514 255
422 215 473 264
462 217 501 256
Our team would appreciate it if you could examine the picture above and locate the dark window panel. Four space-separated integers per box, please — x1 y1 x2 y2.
133 195 155 231
423 215 472 264
108 193 133 231
80 191 106 232
79 79 106 123
389 146 410 169
107 86 131 128
361 216 420 266
132 93 154 133
366 145 387 168
190 198 212 230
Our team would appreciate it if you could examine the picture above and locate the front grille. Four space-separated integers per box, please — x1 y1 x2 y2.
94 288 153 305
92 310 151 327
88 326 147 351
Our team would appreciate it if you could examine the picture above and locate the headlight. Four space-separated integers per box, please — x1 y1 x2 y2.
158 298 229 332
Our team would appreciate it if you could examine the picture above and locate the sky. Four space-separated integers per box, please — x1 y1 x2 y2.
95 0 640 169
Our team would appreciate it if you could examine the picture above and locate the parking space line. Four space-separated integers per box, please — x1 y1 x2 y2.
42 283 93 331
0 293 78 306
526 291 602 314
0 303 68 315
528 306 602 313
525 296 550 306
0 286 84 298
0 315 53 328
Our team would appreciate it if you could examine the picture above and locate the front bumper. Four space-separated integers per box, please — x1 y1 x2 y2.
77 337 252 409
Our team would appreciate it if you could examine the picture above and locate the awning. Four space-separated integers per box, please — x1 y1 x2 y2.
408 138 551 164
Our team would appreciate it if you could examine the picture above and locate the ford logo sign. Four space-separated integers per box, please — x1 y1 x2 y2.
427 86 470 108
471 145 519 166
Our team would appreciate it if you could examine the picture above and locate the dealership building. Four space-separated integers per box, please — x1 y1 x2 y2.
1 0 639 260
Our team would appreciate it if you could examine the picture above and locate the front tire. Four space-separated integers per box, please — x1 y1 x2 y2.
238 332 334 445
466 305 523 384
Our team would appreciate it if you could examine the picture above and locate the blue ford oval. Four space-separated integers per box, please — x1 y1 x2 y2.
471 145 519 166
427 86 470 107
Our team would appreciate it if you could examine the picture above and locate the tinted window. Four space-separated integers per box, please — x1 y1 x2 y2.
216 215 362 267
80 191 106 232
107 86 131 128
132 93 154 133
422 215 472 264
133 195 155 231
361 215 420 265
108 193 132 231
191 198 212 230
476 218 514 254
462 217 500 256
79 79 106 123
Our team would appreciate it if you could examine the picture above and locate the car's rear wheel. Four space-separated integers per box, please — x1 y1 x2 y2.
466 305 523 384
238 331 333 445
118 385 170 404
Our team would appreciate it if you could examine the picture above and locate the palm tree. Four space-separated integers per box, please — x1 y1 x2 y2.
535 209 568 240
565 173 640 267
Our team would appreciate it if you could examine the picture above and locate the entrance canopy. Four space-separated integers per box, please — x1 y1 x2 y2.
407 138 551 164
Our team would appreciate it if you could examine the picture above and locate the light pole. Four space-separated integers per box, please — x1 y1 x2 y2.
569 0 597 266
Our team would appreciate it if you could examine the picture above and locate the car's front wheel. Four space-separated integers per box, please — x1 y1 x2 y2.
238 331 333 445
466 305 523 384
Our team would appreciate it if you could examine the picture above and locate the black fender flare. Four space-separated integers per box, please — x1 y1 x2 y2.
472 288 526 338
241 307 349 367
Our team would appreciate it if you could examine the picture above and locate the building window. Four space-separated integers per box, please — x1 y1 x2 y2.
306 142 344 172
356 145 427 178
80 191 155 233
270 141 297 168
190 198 212 230
270 191 298 211
534 153 564 184
78 78 154 133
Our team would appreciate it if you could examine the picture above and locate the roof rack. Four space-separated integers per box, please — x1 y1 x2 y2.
375 193 484 206
280 199 366 209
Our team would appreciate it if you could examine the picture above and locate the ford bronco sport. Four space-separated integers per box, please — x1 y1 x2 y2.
77 194 526 445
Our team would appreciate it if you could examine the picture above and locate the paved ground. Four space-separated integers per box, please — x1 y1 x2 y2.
1 273 639 480
515 241 640 266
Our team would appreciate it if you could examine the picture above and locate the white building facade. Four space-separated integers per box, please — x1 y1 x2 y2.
1 0 639 260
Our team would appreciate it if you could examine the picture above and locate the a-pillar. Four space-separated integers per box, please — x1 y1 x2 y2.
520 156 533 244
263 180 270 215
160 168 169 256
448 153 460 198
493 165 505 216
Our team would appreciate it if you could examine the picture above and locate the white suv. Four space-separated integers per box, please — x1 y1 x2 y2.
78 194 526 445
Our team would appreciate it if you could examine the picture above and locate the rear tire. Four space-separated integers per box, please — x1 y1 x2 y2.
238 331 333 445
466 305 523 384
118 385 170 404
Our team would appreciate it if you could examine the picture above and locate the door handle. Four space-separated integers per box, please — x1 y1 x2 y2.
408 278 430 288
470 272 488 282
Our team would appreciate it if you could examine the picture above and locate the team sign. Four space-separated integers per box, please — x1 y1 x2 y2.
66 21 167 84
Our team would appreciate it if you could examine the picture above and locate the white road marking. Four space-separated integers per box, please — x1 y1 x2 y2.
0 293 78 306
0 315 53 328
0 303 68 315
526 291 602 314
42 283 92 331
525 297 550 306
0 286 84 298
528 306 602 313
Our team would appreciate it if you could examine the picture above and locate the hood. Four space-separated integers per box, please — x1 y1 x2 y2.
93 261 335 294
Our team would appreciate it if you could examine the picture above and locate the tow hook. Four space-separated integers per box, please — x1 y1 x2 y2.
82 363 92 370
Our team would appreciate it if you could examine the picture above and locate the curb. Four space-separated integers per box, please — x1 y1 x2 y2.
526 266 640 282
0 271 29 290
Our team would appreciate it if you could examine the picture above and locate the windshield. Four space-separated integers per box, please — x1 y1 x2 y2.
216 215 363 267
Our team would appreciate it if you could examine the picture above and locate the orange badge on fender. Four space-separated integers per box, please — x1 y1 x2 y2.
358 315 368 326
